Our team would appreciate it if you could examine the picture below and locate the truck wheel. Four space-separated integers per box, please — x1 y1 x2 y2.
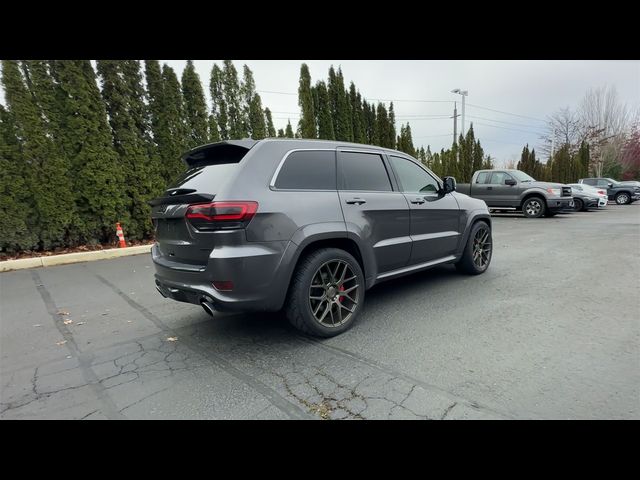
455 221 492 275
573 198 584 211
522 197 546 218
285 248 364 338
615 193 630 205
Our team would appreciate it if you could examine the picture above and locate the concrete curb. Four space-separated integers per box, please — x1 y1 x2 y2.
0 245 152 272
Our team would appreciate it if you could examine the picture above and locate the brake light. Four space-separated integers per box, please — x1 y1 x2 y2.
597 190 606 195
185 201 258 230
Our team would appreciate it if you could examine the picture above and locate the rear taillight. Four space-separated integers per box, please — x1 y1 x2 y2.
597 190 606 195
185 201 258 231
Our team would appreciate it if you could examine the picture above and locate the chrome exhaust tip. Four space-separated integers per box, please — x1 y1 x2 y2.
200 299 215 317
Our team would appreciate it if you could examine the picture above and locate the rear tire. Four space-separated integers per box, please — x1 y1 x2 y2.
455 221 492 275
285 248 365 338
522 197 546 218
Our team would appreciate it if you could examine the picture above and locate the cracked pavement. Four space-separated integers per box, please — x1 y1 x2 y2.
1 205 639 419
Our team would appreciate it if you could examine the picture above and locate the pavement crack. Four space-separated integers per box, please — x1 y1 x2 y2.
441 402 458 420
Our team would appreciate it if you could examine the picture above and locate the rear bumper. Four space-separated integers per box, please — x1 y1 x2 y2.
151 241 290 312
547 197 574 212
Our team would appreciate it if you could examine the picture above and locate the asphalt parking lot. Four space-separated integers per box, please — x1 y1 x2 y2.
1 204 639 419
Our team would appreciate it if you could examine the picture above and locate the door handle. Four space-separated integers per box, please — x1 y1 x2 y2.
410 197 426 204
486 186 493 190
345 198 366 205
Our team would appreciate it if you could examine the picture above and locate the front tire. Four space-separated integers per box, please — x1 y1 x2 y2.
615 192 631 205
573 198 584 211
522 197 546 218
285 248 365 338
455 221 492 275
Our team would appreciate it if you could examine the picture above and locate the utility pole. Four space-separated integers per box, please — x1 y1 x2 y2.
451 101 460 144
451 89 468 136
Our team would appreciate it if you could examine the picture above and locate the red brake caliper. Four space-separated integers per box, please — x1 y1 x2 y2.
338 285 345 302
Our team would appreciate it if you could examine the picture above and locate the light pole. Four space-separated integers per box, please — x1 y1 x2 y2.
451 88 468 138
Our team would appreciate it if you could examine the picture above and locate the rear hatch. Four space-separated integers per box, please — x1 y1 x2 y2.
150 140 256 268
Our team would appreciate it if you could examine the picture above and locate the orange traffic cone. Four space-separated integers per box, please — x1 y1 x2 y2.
116 222 127 248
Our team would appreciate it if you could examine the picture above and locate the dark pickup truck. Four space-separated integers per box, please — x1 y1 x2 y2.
457 169 574 218
578 178 640 205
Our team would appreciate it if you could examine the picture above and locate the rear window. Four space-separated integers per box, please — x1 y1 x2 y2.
170 163 240 193
476 172 490 184
274 150 336 190
339 151 392 192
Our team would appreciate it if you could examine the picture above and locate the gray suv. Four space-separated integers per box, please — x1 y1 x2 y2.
151 139 492 337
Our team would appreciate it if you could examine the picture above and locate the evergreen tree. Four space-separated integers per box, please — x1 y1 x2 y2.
222 60 246 139
52 60 128 244
388 102 397 149
277 128 285 138
349 84 365 144
97 60 160 240
285 120 294 138
160 64 189 180
248 94 267 139
120 60 164 195
328 66 352 141
0 104 38 252
396 123 416 157
209 64 228 140
376 103 389 148
314 81 334 140
298 64 316 138
241 65 266 139
181 60 209 148
264 108 276 137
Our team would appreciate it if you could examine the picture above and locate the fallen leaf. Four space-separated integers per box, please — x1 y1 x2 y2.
77 322 86 325
56 340 67 346
33 324 42 328
166 337 178 342
127 320 132 323
57 310 69 316
63 319 73 325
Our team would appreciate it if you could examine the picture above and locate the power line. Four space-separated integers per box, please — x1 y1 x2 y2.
465 103 546 122
466 114 547 131
257 90 297 96
473 122 546 136
364 97 453 104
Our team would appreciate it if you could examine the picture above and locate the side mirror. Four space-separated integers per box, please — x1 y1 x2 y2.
505 178 517 186
608 183 613 188
443 176 457 193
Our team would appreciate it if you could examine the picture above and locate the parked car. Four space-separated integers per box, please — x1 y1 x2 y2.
619 180 640 188
567 184 605 210
578 178 640 205
457 169 574 218
150 139 492 337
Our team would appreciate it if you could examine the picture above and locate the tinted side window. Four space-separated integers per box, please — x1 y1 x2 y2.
476 172 490 184
489 171 513 185
339 152 392 191
582 179 596 186
597 179 609 187
389 156 439 194
274 150 336 190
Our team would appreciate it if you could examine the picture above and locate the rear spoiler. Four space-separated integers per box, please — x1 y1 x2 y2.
181 139 258 167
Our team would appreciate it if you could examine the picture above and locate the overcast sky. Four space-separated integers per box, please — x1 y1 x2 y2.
2 60 638 166
163 60 639 165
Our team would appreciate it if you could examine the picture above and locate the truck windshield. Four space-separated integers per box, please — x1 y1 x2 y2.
511 171 536 182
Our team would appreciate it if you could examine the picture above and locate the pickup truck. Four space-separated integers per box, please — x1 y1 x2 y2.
578 177 640 205
457 169 574 218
